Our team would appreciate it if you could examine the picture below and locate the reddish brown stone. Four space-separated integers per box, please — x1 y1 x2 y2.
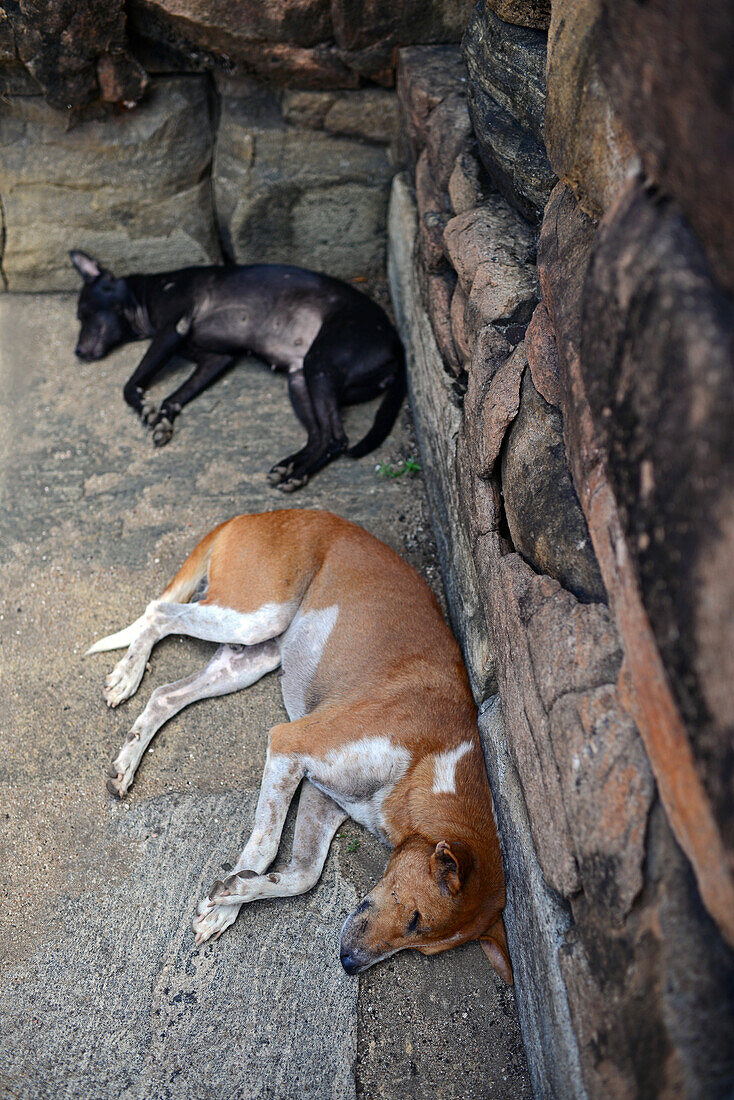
415 149 451 274
472 342 526 478
425 92 473 192
443 199 536 296
449 280 473 364
598 0 734 296
524 302 562 409
396 45 467 162
421 268 461 375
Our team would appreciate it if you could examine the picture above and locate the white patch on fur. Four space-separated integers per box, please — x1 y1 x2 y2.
432 740 473 794
300 736 412 840
279 604 339 720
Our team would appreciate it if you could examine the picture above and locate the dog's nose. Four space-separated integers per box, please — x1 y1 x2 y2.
340 949 361 975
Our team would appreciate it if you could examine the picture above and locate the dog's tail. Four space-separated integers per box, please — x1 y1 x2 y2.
86 524 224 655
347 350 407 459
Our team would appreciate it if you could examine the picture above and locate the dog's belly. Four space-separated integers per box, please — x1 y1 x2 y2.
191 297 325 367
279 604 339 721
305 738 411 842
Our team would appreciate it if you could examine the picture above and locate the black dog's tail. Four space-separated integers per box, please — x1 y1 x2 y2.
347 351 407 459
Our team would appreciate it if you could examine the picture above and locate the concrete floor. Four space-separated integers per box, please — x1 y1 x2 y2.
0 294 530 1100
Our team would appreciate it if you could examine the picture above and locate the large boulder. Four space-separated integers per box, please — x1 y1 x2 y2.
0 77 220 291
545 0 640 220
597 0 734 297
214 84 393 278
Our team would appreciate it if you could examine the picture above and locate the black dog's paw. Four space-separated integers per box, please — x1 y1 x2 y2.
267 461 292 485
151 415 174 447
140 400 159 426
276 472 310 493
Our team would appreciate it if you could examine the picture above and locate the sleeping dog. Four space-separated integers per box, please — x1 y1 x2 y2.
69 252 406 491
87 509 512 981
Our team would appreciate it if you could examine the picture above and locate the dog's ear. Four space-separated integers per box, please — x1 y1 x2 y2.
69 250 103 282
429 840 473 897
480 915 513 985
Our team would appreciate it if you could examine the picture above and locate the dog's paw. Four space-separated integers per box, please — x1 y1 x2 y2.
267 461 293 485
140 400 158 425
151 416 174 448
103 652 146 707
276 473 310 493
192 897 239 945
106 772 131 800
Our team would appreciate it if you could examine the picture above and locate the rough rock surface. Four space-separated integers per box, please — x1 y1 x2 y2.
0 290 531 1100
597 0 734 297
545 0 640 220
462 1 555 221
502 369 606 604
214 84 393 277
579 180 734 857
484 0 550 30
2 0 147 110
0 76 220 291
396 46 468 164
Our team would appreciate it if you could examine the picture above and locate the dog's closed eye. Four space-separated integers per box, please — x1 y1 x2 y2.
406 910 421 935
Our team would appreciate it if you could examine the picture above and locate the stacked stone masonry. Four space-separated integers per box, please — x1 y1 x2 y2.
390 3 734 1095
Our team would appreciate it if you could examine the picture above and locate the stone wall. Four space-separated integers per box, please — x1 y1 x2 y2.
0 0 470 289
388 3 734 1096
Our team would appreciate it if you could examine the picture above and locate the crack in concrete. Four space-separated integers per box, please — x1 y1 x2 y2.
0 192 8 291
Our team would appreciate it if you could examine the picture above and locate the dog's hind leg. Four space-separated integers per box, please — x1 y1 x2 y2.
107 641 281 799
193 781 347 944
97 598 294 708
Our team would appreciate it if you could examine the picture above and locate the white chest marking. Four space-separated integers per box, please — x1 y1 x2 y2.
279 605 339 721
301 736 411 840
432 740 474 794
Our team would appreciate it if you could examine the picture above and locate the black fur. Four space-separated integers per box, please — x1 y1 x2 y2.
70 251 406 491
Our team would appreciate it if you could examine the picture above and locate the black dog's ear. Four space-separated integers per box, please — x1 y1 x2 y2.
69 250 103 282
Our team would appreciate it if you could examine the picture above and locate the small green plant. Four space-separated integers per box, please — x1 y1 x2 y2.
347 839 361 853
375 455 421 479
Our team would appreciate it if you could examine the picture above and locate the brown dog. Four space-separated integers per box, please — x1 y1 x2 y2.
87 510 512 981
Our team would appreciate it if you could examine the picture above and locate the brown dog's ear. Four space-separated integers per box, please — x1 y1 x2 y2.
481 915 513 985
69 250 103 282
430 840 474 897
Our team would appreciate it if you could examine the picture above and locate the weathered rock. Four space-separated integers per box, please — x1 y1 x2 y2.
545 0 640 220
448 148 495 215
415 150 451 274
598 0 734 297
389 173 496 697
443 200 536 293
0 77 219 291
422 269 462 376
214 90 393 278
450 280 473 363
579 179 734 856
527 597 621 711
280 88 337 129
502 369 606 603
463 2 547 144
465 83 555 224
396 46 467 163
425 92 473 192
484 0 550 30
331 0 475 54
323 89 399 145
470 341 526 478
524 301 562 408
3 0 147 110
465 253 539 332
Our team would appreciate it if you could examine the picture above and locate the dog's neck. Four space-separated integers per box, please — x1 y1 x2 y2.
122 275 156 339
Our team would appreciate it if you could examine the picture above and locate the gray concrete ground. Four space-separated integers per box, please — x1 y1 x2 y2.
0 294 530 1099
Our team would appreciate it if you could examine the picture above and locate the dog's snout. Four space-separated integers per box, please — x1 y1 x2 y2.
340 949 362 976
354 897 371 916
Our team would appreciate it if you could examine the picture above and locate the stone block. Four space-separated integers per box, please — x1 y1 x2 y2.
422 269 462 375
545 0 640 220
323 89 399 145
448 148 495 216
579 179 734 857
332 0 475 54
396 45 467 162
598 0 734 296
0 77 220 291
463 2 547 144
425 92 473 192
214 93 393 278
524 301 562 408
450 280 473 363
468 341 525 478
443 200 536 294
501 370 606 603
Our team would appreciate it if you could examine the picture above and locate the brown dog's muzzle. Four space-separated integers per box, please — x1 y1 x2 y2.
340 898 382 975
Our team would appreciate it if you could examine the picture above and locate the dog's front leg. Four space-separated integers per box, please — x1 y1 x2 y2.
122 321 189 423
192 738 304 944
193 782 346 945
149 351 234 447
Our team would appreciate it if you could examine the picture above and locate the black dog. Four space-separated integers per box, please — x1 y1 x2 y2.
69 252 406 491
